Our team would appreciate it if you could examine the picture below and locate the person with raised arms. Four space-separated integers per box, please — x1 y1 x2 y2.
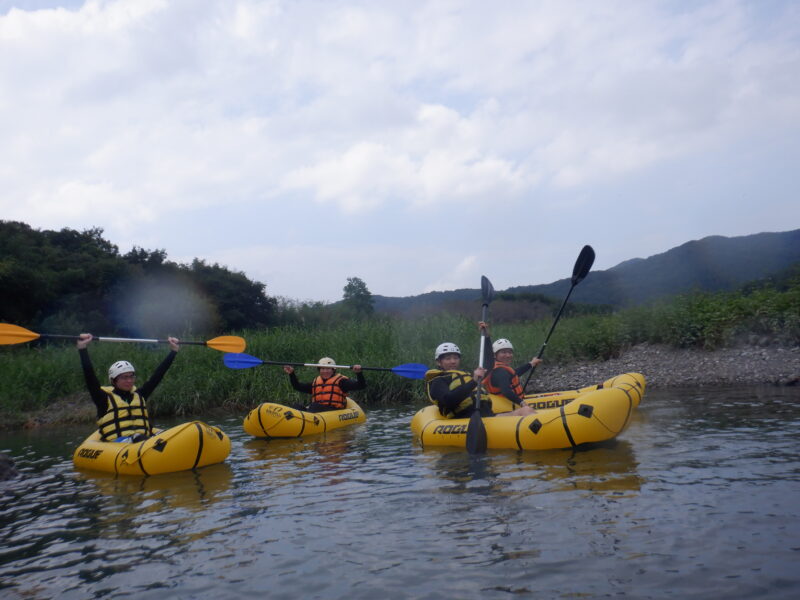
283 357 366 413
76 333 180 442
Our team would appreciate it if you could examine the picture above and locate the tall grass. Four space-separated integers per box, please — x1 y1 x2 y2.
2 283 797 419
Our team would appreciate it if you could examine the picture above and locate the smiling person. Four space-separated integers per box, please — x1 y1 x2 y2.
482 332 541 416
283 357 365 413
76 333 180 442
425 342 490 419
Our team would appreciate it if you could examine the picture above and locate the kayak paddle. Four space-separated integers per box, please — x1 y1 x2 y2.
522 244 595 390
223 352 428 380
466 275 493 454
0 323 246 353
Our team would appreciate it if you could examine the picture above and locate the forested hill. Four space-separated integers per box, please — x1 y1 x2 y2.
372 229 800 312
0 221 275 336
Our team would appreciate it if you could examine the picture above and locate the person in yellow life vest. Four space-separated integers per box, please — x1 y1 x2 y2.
425 342 491 419
76 333 180 442
283 357 366 413
482 329 541 416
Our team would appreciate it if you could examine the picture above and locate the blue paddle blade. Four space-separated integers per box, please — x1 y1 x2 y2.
390 363 428 380
223 352 264 369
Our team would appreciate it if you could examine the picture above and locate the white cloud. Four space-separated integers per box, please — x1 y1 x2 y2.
423 255 478 294
1 0 798 301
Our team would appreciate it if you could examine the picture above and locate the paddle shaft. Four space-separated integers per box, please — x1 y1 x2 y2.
535 283 576 360
523 245 595 389
0 323 246 353
40 334 205 345
476 301 490 407
253 359 390 372
466 275 494 454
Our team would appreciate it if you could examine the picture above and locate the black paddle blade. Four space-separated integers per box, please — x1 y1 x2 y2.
481 275 495 305
466 411 488 454
571 245 595 285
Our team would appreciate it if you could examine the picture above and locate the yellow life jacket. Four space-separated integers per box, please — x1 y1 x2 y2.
424 369 476 418
97 386 152 442
311 374 348 410
483 363 525 404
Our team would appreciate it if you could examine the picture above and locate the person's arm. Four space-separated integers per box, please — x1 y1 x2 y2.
287 371 313 393
483 335 495 370
490 368 524 404
78 348 111 417
430 377 477 415
515 362 532 377
340 371 366 392
138 337 180 398
137 351 177 398
515 355 543 377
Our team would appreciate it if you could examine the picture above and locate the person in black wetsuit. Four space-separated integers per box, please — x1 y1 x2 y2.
282 357 366 413
424 341 491 419
76 333 180 442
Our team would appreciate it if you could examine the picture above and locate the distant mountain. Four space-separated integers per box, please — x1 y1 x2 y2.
373 229 800 312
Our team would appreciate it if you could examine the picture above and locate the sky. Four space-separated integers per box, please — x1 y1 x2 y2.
1 0 799 303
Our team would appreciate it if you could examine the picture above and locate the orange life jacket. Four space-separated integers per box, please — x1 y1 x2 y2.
311 374 348 409
483 363 525 403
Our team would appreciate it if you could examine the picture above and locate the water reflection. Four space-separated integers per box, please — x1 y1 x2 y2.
2 388 800 599
76 462 234 512
415 439 641 498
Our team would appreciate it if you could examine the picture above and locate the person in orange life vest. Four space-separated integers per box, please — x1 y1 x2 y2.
283 357 366 413
481 324 541 416
76 333 180 443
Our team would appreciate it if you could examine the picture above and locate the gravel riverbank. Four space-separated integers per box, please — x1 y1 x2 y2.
527 343 800 392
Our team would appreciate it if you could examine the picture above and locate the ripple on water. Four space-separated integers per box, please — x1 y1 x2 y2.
2 390 800 599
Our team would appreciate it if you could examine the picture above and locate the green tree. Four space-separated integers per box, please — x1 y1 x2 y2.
0 220 278 335
342 277 374 318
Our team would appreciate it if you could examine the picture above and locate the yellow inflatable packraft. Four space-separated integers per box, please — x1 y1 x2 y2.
243 398 366 438
73 421 231 475
411 372 645 450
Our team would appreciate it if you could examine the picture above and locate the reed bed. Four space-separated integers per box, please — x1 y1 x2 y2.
1 283 797 422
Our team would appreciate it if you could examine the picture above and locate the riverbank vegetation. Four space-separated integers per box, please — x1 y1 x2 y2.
2 269 797 426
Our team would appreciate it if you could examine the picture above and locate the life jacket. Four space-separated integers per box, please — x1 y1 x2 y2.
483 363 525 404
425 369 475 418
97 386 153 442
311 374 348 410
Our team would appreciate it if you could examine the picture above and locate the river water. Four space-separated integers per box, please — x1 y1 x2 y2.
2 386 799 599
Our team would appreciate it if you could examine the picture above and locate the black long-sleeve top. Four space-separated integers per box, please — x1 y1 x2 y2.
79 348 177 419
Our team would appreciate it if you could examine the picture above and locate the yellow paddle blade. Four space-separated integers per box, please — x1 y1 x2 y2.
0 323 41 345
206 335 246 353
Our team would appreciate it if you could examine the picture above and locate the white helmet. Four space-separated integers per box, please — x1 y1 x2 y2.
435 343 461 360
108 360 135 382
492 338 514 353
317 357 336 368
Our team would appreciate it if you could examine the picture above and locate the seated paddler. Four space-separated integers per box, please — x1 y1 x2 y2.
482 336 540 417
427 324 541 419
425 342 492 419
76 333 180 443
283 357 366 413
